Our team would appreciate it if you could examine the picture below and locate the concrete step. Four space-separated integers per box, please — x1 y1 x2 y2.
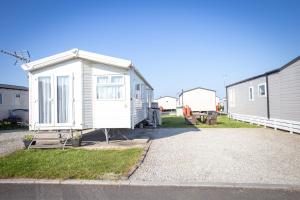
35 133 61 139
34 137 62 141
35 139 62 145
30 144 64 149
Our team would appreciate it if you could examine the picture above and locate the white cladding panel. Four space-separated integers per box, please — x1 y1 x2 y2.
131 70 153 127
155 97 177 110
92 62 131 128
82 62 93 129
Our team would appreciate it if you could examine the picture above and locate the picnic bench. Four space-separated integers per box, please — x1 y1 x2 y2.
186 111 218 125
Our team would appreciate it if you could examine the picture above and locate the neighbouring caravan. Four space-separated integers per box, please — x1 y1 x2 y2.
155 96 177 112
177 87 216 116
220 98 228 113
0 84 29 123
21 49 154 131
226 56 300 133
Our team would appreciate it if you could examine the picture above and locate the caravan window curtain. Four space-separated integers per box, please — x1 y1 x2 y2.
96 75 124 100
38 77 52 124
57 76 69 123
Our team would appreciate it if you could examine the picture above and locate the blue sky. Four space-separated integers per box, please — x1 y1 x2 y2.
1 0 300 98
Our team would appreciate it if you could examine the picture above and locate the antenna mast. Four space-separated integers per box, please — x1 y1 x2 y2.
0 49 30 65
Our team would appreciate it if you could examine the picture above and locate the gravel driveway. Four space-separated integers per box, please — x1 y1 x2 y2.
130 128 300 185
0 130 29 156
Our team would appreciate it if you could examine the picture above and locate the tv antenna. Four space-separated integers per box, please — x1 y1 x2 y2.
0 49 30 65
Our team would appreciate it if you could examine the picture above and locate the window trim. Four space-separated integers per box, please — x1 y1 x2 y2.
96 75 125 101
249 86 254 101
0 93 2 104
257 83 267 97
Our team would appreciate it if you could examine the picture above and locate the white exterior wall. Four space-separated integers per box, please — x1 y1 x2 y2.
131 69 153 127
179 88 216 112
155 96 177 110
91 62 131 128
29 60 83 130
0 88 28 122
82 62 93 129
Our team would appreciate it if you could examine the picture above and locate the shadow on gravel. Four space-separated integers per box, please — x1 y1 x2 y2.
82 127 201 143
133 127 201 140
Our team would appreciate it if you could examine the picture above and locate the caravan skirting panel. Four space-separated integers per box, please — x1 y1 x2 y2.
228 113 300 134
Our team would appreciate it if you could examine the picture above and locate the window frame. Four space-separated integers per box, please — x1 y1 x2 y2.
249 86 254 101
96 75 125 101
0 93 2 104
257 83 267 97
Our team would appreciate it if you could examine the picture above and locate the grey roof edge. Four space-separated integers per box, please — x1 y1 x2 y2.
155 96 178 100
0 84 28 91
226 55 300 88
179 87 216 96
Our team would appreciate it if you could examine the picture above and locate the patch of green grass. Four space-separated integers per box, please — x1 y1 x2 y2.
161 115 260 128
0 148 143 180
161 115 190 128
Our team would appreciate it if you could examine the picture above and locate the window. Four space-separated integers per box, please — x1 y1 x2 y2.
249 86 254 101
141 84 147 101
135 84 141 99
15 93 21 106
146 89 152 107
0 93 2 104
258 83 266 97
96 75 125 100
97 76 108 84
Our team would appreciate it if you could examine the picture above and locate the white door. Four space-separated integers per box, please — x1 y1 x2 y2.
36 74 73 128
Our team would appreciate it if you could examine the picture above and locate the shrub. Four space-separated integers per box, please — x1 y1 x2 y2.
23 135 34 141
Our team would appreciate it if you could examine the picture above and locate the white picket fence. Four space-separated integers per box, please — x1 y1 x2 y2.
228 113 300 134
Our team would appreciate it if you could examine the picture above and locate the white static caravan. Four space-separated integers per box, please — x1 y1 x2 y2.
21 49 154 131
177 87 216 115
155 96 177 112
